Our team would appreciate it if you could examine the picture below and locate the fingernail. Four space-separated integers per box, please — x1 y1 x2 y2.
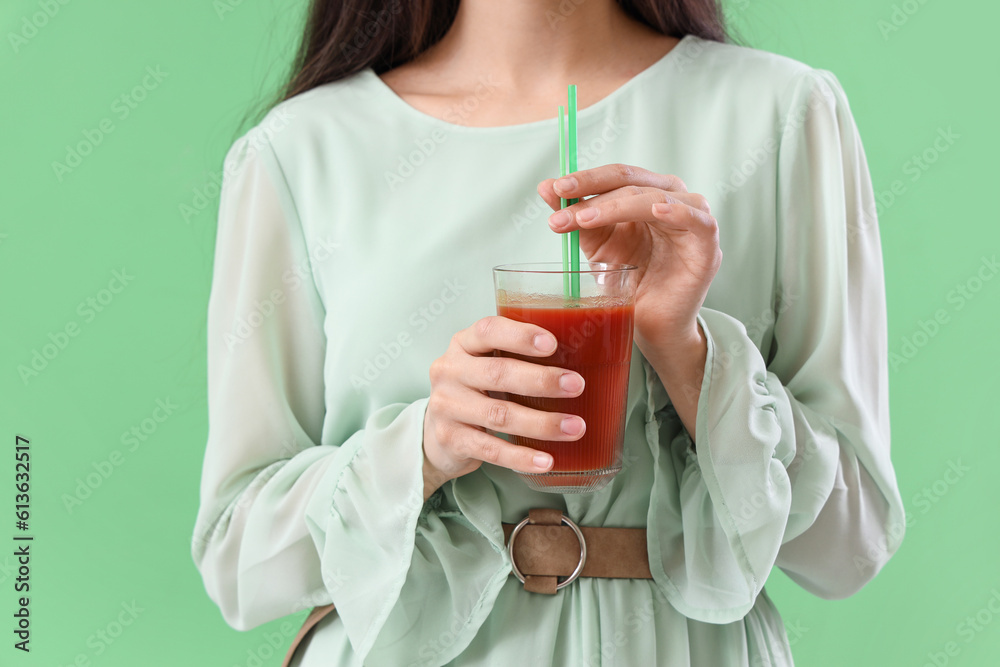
549 209 572 229
555 176 577 192
559 373 584 393
560 417 584 435
576 208 598 223
652 203 671 215
533 453 553 469
533 334 556 353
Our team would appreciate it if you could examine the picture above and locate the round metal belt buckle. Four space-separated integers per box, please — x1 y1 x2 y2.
507 513 587 590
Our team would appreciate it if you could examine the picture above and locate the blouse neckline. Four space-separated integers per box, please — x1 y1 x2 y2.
359 34 695 137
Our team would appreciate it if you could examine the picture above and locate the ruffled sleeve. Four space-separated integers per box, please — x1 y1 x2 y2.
643 68 905 623
191 125 509 667
191 129 337 630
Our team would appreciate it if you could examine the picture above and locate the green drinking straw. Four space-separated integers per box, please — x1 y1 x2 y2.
567 85 581 299
558 106 570 299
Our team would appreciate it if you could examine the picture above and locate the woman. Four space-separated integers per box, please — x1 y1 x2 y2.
192 1 905 665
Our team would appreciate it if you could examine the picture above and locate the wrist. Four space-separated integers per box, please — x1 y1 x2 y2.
636 318 705 371
637 318 708 437
422 450 452 501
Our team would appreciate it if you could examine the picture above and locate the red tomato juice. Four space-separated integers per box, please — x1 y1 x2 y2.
497 300 634 477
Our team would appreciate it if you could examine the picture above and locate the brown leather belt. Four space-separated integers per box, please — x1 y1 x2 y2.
282 605 335 667
281 509 650 665
502 508 651 594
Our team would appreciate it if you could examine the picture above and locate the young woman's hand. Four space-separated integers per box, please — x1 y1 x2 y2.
538 164 722 352
421 316 586 498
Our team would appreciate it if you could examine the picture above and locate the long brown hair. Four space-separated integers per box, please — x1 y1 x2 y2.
278 0 729 103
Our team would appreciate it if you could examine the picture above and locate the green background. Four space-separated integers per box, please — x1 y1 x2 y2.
1 0 997 665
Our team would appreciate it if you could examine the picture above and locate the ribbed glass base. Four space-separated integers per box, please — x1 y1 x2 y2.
517 466 621 494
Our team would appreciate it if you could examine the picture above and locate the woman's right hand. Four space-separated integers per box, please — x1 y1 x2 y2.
422 316 587 499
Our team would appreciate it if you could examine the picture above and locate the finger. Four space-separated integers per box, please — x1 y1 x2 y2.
682 191 711 215
454 424 556 472
552 163 688 200
455 316 558 357
461 355 585 397
548 186 678 232
550 188 714 233
536 179 562 212
571 187 705 211
651 201 720 238
446 386 586 442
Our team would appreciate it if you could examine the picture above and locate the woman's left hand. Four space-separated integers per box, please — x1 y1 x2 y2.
538 163 722 351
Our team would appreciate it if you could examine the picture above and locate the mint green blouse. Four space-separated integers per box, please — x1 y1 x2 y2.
192 35 905 666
